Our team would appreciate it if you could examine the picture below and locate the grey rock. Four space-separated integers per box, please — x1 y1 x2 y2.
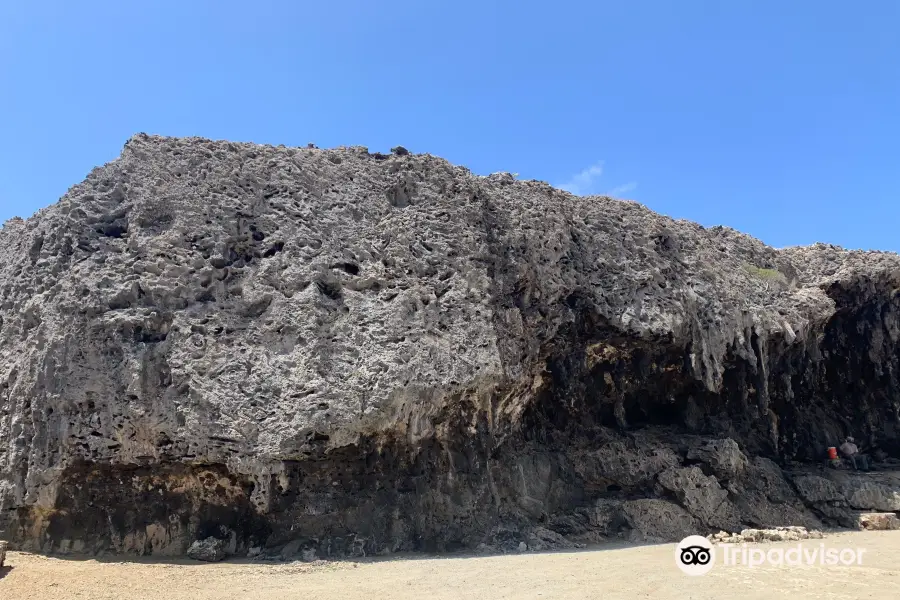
792 470 900 523
474 542 495 554
301 548 318 562
792 475 844 503
657 466 740 531
845 481 900 512
1 134 900 554
686 438 748 481
574 442 680 489
280 540 303 559
622 499 699 542
525 526 576 551
587 498 627 535
187 537 227 562
744 458 799 504
738 492 824 531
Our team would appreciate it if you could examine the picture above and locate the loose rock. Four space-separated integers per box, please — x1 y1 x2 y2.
708 526 825 544
187 538 228 562
857 513 900 531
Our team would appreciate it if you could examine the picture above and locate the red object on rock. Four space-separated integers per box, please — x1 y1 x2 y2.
827 447 838 460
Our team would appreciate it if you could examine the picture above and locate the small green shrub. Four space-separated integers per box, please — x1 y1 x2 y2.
744 265 781 279
743 264 788 288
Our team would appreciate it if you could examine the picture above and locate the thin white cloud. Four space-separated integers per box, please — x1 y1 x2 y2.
606 182 638 197
558 161 604 195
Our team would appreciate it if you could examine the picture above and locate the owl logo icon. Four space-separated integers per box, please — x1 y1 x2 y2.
676 536 715 576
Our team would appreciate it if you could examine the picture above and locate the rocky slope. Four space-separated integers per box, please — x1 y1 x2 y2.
2 134 900 557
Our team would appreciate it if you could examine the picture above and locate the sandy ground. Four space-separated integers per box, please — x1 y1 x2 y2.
2 531 898 600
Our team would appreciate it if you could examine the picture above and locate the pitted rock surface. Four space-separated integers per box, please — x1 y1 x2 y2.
2 134 900 556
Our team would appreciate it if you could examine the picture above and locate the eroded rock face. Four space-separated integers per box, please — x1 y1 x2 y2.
2 135 900 556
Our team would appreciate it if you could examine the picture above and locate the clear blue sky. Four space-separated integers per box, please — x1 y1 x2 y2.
2 1 899 251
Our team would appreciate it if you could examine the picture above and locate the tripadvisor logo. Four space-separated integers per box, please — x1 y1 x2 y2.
676 536 715 576
676 535 867 575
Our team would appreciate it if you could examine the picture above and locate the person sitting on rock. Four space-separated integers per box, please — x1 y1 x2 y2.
840 436 870 471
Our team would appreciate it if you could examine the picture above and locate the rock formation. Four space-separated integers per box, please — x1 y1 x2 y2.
2 134 900 557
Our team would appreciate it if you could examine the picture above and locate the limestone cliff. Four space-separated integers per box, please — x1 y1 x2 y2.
2 134 900 556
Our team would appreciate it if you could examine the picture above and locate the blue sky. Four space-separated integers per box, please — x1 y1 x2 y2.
2 1 899 251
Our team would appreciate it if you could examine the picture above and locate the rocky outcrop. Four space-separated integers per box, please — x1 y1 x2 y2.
791 470 900 526
2 135 900 557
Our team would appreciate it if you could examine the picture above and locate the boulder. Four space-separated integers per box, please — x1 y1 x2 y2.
186 537 227 562
301 548 318 562
279 539 303 560
525 526 576 551
686 438 748 480
857 512 900 530
657 466 735 528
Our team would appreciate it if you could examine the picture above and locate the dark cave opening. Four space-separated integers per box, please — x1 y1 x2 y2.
520 281 900 465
